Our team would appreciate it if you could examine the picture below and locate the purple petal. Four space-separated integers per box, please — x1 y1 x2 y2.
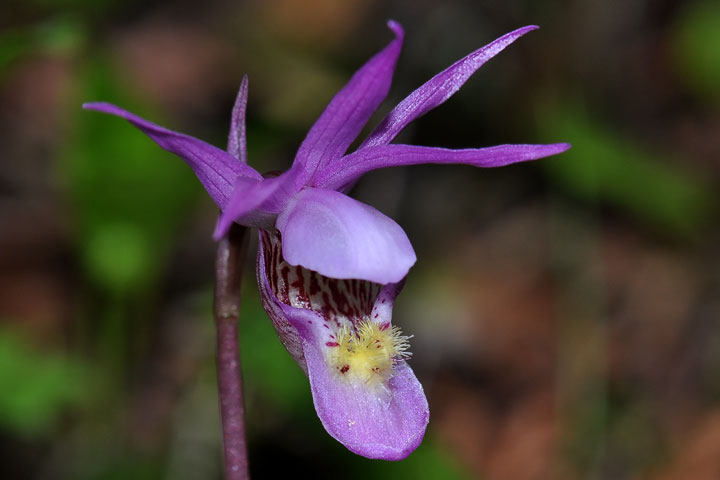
314 143 571 190
276 188 416 284
82 102 261 208
303 339 428 460
256 229 428 459
213 164 307 238
361 25 538 148
293 21 404 184
227 75 249 163
212 177 272 237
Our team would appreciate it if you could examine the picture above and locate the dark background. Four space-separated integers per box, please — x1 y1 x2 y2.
1 0 719 478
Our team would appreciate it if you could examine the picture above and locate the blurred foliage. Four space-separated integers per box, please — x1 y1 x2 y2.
0 14 83 73
239 284 307 413
84 223 152 294
0 328 87 435
540 102 714 238
672 0 720 105
64 58 199 294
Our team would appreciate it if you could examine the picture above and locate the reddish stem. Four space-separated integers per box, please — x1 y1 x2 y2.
213 223 250 480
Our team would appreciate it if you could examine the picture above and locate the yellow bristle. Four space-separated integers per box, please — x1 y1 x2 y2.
329 320 412 386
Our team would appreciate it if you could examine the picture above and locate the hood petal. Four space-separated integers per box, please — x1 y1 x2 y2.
293 21 404 184
276 188 416 285
82 102 261 208
315 143 572 190
361 25 538 148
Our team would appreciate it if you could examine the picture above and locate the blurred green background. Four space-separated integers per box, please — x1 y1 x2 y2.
1 0 719 478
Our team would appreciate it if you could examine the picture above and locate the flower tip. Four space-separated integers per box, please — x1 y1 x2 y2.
81 102 122 116
239 74 249 93
352 417 429 460
517 25 540 34
212 217 230 241
348 435 426 461
386 19 404 39
533 142 573 160
508 25 540 39
82 102 105 111
557 142 572 153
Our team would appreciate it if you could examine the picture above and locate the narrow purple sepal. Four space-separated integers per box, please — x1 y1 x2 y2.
276 188 416 284
82 102 261 208
294 21 404 184
361 25 539 148
228 75 249 163
314 142 571 190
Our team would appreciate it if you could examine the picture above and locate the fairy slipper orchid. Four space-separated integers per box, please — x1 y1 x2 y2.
84 21 569 460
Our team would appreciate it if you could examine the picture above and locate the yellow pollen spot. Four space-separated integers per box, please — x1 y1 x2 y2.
330 320 411 386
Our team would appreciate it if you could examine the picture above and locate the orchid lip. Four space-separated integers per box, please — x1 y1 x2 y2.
257 230 429 459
